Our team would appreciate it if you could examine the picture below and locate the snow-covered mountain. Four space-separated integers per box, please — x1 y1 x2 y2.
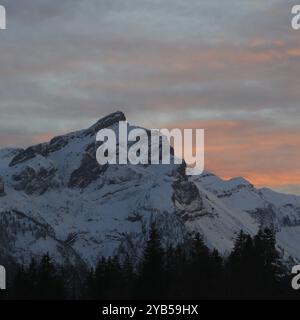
195 172 300 262
0 111 299 267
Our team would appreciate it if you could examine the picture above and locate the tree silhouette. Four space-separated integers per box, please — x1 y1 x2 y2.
136 223 166 299
2 228 297 300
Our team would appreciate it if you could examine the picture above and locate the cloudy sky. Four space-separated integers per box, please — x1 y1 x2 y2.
0 0 299 194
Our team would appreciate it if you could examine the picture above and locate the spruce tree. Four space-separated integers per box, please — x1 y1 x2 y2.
227 231 256 299
36 254 65 300
136 223 166 299
253 228 283 298
185 234 216 299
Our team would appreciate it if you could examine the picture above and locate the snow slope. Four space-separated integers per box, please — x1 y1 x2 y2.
0 112 299 266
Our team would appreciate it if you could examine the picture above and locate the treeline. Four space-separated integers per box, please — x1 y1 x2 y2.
0 227 299 300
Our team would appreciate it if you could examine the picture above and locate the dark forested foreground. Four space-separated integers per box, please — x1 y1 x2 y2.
0 227 299 300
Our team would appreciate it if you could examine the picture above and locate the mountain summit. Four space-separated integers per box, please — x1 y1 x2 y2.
0 112 300 267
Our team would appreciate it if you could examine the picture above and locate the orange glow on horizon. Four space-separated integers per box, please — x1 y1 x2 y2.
167 119 300 192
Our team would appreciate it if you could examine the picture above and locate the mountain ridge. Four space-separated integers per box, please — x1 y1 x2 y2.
0 111 299 267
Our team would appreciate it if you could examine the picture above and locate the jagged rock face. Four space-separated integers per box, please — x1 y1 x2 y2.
84 111 126 136
68 143 108 189
0 111 300 267
172 180 205 221
248 206 279 231
281 205 300 227
12 165 60 196
0 209 83 266
9 111 126 168
173 180 201 206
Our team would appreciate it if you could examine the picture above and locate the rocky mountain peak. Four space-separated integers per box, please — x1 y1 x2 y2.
1 112 300 267
9 111 126 168
85 111 126 136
